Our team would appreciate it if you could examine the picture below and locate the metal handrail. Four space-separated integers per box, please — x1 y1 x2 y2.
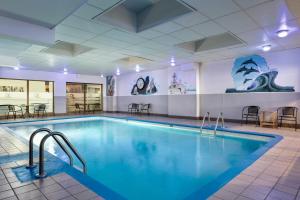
214 112 224 135
200 112 210 133
36 131 87 178
27 128 73 169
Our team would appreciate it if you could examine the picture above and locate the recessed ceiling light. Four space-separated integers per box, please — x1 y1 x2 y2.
116 68 120 76
262 44 271 52
63 71 68 75
100 74 104 78
63 68 68 72
135 64 140 72
14 66 19 70
171 62 176 66
277 29 289 38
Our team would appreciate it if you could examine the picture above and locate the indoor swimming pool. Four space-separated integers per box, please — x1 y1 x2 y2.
6 117 279 200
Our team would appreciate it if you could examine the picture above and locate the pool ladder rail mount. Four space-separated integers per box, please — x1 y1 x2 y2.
26 128 87 178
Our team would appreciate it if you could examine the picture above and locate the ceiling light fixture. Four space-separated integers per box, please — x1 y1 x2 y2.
14 66 19 70
135 64 140 72
171 62 176 67
100 74 104 78
277 29 289 38
116 68 120 76
262 44 271 52
63 71 68 75
63 68 68 72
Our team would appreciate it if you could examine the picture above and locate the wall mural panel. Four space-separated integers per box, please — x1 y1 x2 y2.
131 76 157 95
106 76 115 96
168 72 196 95
226 54 295 93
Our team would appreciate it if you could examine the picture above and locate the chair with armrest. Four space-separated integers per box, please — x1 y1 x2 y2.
277 107 298 130
140 104 151 115
34 104 47 117
7 105 24 119
128 103 139 114
242 106 260 126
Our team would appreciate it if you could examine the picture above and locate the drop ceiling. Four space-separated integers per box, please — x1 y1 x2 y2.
0 0 299 76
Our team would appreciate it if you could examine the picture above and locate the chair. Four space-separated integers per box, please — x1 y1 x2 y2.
128 103 139 114
277 107 298 130
75 103 84 113
242 106 260 126
7 105 24 119
92 103 102 113
34 104 47 117
140 104 151 115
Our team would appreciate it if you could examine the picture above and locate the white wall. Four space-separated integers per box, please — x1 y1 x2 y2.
116 63 200 117
0 68 106 113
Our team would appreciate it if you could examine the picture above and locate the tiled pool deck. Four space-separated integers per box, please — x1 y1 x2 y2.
0 113 300 200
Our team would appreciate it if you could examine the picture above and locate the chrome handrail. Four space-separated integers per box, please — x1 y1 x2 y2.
27 128 73 168
36 131 87 178
200 112 210 133
214 112 224 135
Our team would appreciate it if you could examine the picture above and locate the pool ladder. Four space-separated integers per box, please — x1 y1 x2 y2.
200 112 225 135
214 112 225 135
200 112 210 133
26 128 87 178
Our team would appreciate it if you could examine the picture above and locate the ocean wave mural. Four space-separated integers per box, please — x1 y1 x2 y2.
131 76 157 95
226 55 295 93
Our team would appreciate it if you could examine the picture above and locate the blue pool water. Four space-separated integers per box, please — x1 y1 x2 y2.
9 117 271 200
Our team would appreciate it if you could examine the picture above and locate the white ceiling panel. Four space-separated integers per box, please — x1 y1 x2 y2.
170 29 204 42
152 35 181 46
190 21 227 37
152 22 183 34
73 3 102 20
215 11 259 34
88 0 121 10
246 0 295 27
173 12 208 27
55 24 96 41
233 0 272 9
62 15 113 34
237 29 270 45
184 0 240 19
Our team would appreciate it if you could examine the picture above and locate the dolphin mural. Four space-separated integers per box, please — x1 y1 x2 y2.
226 54 295 93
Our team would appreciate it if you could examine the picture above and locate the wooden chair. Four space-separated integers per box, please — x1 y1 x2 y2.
277 107 298 130
242 106 260 126
260 111 277 128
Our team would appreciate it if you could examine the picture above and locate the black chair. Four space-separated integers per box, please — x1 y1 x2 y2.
242 106 260 126
7 105 24 119
128 103 139 114
92 103 102 113
34 104 47 117
75 103 84 113
140 104 151 115
277 107 298 130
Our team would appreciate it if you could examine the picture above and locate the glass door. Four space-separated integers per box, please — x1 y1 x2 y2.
86 84 102 112
28 81 54 114
66 83 85 113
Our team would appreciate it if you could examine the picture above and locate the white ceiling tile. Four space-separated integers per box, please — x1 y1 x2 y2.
233 0 272 9
103 29 147 44
152 35 181 46
74 4 102 20
184 0 240 19
246 0 295 27
88 0 120 10
152 22 183 34
190 21 227 37
170 29 204 42
55 24 96 41
237 28 270 45
173 12 208 27
55 33 86 44
215 11 259 34
62 15 113 34
137 29 164 39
